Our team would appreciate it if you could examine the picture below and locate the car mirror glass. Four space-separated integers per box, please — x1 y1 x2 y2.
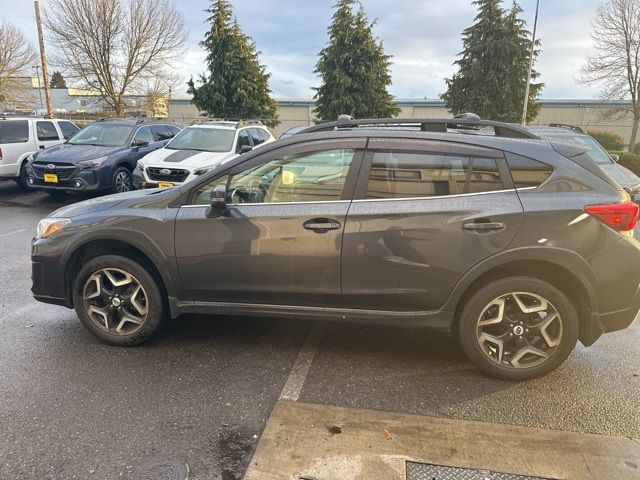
206 183 227 218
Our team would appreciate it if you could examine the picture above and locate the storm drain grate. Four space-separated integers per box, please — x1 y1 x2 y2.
406 462 554 480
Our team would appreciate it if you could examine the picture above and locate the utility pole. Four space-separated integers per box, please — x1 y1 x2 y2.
34 1 53 119
33 65 43 111
521 0 540 125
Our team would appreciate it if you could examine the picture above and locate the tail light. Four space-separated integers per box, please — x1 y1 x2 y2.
584 202 640 232
0 147 3 161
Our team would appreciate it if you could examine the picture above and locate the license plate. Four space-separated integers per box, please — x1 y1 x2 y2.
158 182 174 189
44 173 58 183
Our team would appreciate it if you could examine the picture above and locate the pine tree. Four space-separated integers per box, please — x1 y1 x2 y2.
187 0 278 125
49 70 66 89
442 0 543 123
314 0 400 121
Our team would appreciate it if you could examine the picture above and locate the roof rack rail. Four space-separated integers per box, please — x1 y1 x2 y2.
192 118 264 128
548 123 585 134
298 113 539 139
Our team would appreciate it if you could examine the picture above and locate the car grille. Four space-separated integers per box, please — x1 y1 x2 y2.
31 162 77 180
146 167 189 183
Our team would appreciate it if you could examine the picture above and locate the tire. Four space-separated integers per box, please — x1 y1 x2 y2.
72 254 164 346
15 161 29 190
111 166 132 194
458 276 579 381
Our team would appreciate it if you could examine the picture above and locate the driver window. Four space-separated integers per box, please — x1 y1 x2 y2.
132 127 154 145
227 149 356 204
191 175 229 205
236 130 251 153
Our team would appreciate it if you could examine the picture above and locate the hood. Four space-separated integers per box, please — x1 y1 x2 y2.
33 143 125 163
143 148 236 168
599 163 640 190
50 189 162 218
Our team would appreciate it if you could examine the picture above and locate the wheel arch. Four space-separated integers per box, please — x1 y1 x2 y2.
446 247 600 346
63 236 179 317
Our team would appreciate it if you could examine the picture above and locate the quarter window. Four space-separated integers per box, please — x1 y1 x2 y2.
366 151 470 199
36 121 60 141
227 149 355 204
507 154 553 189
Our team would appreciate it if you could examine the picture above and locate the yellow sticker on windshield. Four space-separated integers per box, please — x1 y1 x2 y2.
282 169 296 185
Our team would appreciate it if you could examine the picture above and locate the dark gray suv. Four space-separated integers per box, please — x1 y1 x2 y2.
31 115 640 380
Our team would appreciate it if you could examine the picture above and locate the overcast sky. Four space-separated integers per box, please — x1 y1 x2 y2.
10 0 603 100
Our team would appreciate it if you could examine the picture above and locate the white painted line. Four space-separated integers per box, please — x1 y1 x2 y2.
280 323 325 401
0 229 26 238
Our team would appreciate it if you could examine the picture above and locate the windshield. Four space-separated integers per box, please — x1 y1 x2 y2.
68 123 133 147
538 132 614 165
166 127 235 152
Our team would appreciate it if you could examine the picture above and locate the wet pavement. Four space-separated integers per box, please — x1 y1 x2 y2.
0 181 639 479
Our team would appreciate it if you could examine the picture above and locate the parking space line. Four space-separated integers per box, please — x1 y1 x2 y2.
280 323 325 401
0 229 26 238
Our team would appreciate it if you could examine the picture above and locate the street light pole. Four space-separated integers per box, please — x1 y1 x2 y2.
34 1 53 118
33 65 43 111
522 0 540 125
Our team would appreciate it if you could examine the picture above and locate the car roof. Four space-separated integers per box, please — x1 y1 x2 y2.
527 125 587 137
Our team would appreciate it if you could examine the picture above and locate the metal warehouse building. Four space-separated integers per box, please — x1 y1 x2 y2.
169 98 638 145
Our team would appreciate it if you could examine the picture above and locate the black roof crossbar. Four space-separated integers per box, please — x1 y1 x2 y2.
298 113 540 139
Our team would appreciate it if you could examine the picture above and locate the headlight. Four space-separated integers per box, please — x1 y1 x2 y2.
78 156 108 169
193 166 214 175
36 218 71 239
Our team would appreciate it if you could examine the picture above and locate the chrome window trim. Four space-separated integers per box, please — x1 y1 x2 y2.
181 200 351 208
352 188 521 203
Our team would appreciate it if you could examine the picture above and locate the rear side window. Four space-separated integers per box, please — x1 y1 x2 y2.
0 120 29 143
468 157 504 194
507 154 553 189
57 121 80 140
366 151 470 199
37 121 60 141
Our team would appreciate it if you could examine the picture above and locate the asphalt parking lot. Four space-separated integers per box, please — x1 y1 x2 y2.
1 180 639 480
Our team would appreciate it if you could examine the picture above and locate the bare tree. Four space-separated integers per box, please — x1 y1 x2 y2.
0 21 37 109
581 0 640 151
44 0 186 116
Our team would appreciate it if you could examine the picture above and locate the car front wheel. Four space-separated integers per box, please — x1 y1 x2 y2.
72 255 164 346
458 276 579 381
112 167 132 194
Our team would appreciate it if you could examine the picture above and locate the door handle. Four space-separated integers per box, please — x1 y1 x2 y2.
462 221 505 231
39 145 45 149
303 218 341 233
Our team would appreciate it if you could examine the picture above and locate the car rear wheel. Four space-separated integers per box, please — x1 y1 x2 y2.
458 276 578 381
72 255 164 346
112 167 132 194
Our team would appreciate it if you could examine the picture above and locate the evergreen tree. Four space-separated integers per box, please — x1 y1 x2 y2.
314 0 400 121
49 70 66 89
442 0 543 123
187 0 278 125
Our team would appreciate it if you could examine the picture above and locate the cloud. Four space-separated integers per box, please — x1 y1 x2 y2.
7 0 605 99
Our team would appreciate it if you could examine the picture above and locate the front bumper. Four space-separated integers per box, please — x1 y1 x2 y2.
27 162 111 192
31 238 72 308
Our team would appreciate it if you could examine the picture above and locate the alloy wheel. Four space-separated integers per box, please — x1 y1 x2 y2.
115 171 131 193
475 292 563 369
82 268 148 335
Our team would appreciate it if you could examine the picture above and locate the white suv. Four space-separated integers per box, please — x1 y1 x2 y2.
134 120 275 189
0 117 80 189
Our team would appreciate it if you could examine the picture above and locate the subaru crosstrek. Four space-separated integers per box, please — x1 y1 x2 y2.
31 115 640 380
27 119 181 195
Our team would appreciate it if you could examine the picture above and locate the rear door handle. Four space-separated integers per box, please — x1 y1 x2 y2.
303 218 341 233
462 221 505 231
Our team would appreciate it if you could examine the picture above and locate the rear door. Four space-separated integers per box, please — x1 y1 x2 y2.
341 137 524 312
175 138 366 307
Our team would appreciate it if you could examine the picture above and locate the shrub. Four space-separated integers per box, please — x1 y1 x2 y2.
588 130 625 151
633 143 640 155
609 151 640 176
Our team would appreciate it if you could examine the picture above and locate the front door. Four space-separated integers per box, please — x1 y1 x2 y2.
341 137 524 312
175 139 366 307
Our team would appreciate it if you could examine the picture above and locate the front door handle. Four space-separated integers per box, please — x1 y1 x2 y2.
462 221 505 231
303 218 341 233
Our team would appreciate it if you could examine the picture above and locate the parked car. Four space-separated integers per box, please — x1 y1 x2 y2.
527 124 640 201
133 120 274 189
278 126 307 139
0 116 80 189
31 115 640 380
26 118 181 196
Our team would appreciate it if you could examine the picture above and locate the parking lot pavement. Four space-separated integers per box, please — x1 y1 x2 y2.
1 180 639 479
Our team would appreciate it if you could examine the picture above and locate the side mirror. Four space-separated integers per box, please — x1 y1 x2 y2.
610 153 620 163
206 183 227 218
132 140 150 148
239 145 253 154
